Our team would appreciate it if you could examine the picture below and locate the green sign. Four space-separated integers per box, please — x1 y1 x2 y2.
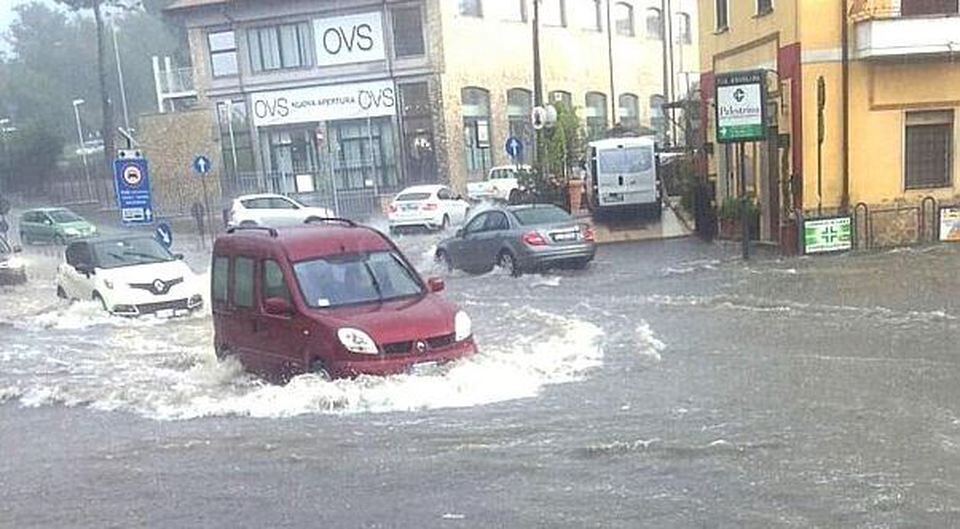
715 70 767 143
803 217 853 254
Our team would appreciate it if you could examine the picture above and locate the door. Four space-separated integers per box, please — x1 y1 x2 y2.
255 258 305 379
475 211 512 269
450 212 489 270
21 212 47 243
596 145 657 207
438 187 469 223
270 196 303 225
226 256 264 373
62 242 94 299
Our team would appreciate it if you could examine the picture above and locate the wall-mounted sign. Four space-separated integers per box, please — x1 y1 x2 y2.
939 206 960 242
314 12 385 67
251 80 396 127
803 216 853 254
715 70 767 143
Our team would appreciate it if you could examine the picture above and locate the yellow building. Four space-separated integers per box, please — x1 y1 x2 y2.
698 0 960 247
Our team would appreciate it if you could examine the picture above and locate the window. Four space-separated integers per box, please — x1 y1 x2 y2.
599 146 654 173
585 92 608 140
618 93 640 131
483 212 510 231
513 205 571 225
541 0 566 27
614 3 635 36
247 23 310 72
757 0 773 15
207 30 238 77
507 88 533 162
216 100 255 179
212 257 229 303
262 260 291 303
905 110 954 190
503 0 528 21
582 0 602 30
465 213 489 234
677 12 692 44
233 257 255 308
392 6 425 58
293 251 423 308
460 0 482 17
462 87 492 176
902 0 959 16
650 94 667 145
399 82 437 184
550 90 572 110
438 188 454 200
646 8 662 40
715 0 729 31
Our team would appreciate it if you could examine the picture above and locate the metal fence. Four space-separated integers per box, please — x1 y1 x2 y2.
853 197 938 249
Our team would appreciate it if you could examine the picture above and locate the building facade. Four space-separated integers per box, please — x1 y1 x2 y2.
699 0 960 246
164 0 698 215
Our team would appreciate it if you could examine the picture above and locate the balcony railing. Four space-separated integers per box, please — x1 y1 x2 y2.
157 66 196 95
851 0 959 21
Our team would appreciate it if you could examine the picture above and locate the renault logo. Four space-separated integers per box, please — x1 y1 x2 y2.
152 279 166 293
415 340 427 353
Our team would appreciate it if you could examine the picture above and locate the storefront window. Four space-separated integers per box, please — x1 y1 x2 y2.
585 92 608 141
217 100 256 188
328 118 399 192
399 82 437 184
507 88 533 163
259 128 319 193
462 87 492 177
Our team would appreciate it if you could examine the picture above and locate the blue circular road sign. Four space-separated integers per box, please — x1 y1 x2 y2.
505 136 523 160
192 155 212 175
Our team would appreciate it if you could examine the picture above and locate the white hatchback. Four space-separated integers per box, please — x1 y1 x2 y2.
387 185 471 232
227 193 334 228
56 236 205 317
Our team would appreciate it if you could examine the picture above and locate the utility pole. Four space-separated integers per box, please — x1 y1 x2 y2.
606 0 616 127
112 23 131 132
532 0 544 169
72 99 92 197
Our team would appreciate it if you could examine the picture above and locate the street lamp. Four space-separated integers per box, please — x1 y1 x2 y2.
72 98 92 195
112 23 131 132
0 118 9 196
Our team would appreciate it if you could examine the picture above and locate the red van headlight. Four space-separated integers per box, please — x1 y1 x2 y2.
337 328 379 355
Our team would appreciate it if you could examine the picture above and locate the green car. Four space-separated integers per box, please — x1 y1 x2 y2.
19 207 98 245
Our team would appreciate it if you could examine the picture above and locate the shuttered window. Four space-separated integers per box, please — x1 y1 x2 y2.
905 110 953 190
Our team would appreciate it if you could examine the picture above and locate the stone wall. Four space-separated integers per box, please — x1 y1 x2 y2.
138 108 223 228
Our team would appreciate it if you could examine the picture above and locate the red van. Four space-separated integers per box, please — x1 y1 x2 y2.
211 220 476 380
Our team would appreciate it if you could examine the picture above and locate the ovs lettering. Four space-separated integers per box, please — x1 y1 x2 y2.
358 87 395 111
323 24 376 55
254 97 289 119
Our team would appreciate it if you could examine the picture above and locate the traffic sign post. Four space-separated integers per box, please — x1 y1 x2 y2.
715 70 767 260
505 136 524 163
113 156 154 225
193 154 213 246
155 222 173 249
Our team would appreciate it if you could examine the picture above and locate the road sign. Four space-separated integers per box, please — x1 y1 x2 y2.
715 70 767 143
155 222 173 249
505 136 523 160
532 106 547 130
192 154 212 175
803 216 852 254
113 157 153 225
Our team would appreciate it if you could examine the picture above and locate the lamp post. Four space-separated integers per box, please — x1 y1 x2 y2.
112 23 131 132
72 98 92 195
0 118 9 196
532 0 544 170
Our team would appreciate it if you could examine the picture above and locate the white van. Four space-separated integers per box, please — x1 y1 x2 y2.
584 136 660 217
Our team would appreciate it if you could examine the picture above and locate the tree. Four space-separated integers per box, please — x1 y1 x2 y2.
54 0 117 169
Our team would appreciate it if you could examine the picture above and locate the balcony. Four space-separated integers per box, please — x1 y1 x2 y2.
157 66 196 97
852 0 960 59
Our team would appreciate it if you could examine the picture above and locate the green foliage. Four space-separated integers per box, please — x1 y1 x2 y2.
517 167 567 207
2 120 65 193
540 102 584 180
718 195 759 221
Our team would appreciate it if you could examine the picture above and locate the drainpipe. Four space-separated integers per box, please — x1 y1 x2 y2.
840 0 850 212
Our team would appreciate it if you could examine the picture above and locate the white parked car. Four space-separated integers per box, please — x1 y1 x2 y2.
466 165 530 203
387 185 471 232
56 236 204 317
226 193 334 228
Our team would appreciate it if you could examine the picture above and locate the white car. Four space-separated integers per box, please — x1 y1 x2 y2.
226 193 334 228
56 236 204 317
387 185 471 232
466 165 530 203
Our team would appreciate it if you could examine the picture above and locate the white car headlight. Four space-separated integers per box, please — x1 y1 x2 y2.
0 257 24 269
64 227 80 236
455 310 472 342
337 327 379 355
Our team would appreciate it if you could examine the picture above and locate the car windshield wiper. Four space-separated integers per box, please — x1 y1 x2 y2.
363 262 384 302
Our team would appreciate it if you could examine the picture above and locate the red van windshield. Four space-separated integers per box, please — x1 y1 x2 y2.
293 251 424 308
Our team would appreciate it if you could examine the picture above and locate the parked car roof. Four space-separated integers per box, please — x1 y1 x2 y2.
23 207 74 213
216 224 393 262
235 193 298 201
588 136 656 148
396 185 445 194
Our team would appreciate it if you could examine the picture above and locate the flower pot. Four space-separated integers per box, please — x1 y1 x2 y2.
567 179 584 212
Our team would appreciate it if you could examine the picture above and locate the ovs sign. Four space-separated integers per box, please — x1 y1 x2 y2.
251 80 396 127
314 12 385 67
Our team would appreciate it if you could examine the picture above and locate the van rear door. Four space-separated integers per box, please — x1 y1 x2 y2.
595 144 657 208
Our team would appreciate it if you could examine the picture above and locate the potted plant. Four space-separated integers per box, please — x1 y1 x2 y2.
718 196 759 240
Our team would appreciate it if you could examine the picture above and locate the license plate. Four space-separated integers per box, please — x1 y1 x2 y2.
553 232 578 242
409 361 439 376
606 194 624 203
155 309 174 318
402 204 418 211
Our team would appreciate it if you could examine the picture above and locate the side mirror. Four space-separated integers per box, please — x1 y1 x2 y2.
174 253 185 260
12 245 21 253
456 228 465 238
75 263 94 276
264 297 293 316
427 277 445 293
43 219 53 226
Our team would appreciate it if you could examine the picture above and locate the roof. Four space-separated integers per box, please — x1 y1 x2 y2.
216 224 394 262
588 136 656 149
395 185 445 195
164 0 229 12
506 203 564 212
23 207 72 213
235 193 287 201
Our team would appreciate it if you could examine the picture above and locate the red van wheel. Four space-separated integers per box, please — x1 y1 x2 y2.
310 360 332 381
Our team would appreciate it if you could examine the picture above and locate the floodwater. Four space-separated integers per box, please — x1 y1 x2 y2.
2 228 959 528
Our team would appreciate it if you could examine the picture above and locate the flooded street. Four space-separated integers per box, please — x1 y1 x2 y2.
2 233 960 528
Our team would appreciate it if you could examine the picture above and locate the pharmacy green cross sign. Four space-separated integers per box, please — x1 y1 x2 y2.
803 217 853 254
715 70 767 143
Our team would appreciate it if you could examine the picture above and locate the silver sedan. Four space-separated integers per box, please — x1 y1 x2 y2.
435 204 596 276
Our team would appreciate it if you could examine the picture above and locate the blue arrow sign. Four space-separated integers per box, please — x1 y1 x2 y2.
505 136 523 160
113 157 154 225
193 154 212 175
155 222 173 249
